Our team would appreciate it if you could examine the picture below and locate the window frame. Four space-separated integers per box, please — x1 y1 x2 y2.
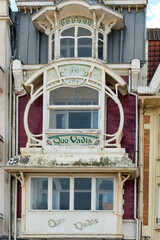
29 176 115 212
47 86 100 132
49 24 106 61
59 26 93 58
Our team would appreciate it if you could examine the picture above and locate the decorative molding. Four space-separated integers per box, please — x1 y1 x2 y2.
60 16 93 28
7 153 134 167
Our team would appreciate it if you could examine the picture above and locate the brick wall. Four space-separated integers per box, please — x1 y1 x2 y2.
143 115 150 225
107 89 136 219
148 41 160 85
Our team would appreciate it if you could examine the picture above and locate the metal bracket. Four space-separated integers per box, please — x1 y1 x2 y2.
11 172 25 187
122 174 130 185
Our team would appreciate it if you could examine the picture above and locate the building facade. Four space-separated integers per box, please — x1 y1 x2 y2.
4 0 147 239
138 28 160 240
0 0 12 239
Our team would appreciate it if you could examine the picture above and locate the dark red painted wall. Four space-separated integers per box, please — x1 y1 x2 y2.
17 76 136 219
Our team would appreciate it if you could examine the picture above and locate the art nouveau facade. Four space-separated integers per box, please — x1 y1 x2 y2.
5 0 147 239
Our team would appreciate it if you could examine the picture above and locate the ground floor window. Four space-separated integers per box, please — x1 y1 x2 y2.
30 177 114 211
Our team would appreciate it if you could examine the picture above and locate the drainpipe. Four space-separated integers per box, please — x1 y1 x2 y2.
128 70 139 240
9 62 13 240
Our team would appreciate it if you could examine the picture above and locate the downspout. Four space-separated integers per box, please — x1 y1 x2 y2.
128 70 139 240
139 99 144 240
14 85 26 240
9 62 13 240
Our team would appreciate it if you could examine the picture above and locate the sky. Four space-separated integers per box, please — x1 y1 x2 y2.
10 0 160 28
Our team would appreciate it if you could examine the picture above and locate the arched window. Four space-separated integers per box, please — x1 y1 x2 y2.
59 26 93 58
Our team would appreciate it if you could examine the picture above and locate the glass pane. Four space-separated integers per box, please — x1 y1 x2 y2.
78 38 92 57
98 40 103 60
61 27 74 37
98 32 103 40
78 27 92 37
50 110 98 129
93 111 98 129
96 178 114 210
56 114 66 129
30 178 48 210
69 112 91 129
52 178 70 210
52 40 54 60
74 178 91 210
50 87 98 105
60 38 74 58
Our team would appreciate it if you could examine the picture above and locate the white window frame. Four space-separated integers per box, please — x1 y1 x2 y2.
47 87 100 132
29 176 115 212
49 24 106 61
59 26 93 58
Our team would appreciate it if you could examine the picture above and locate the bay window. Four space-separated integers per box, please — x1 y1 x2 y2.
49 87 99 130
30 177 114 211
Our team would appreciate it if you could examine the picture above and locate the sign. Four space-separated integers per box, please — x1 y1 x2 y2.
47 134 99 146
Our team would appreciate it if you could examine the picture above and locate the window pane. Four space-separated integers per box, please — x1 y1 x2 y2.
60 38 74 58
50 110 98 129
93 111 98 129
96 178 114 210
98 32 103 40
50 87 98 105
78 27 92 37
69 112 91 129
30 178 48 210
52 40 54 60
78 38 92 57
52 178 70 210
74 178 91 210
61 27 74 37
56 114 66 129
98 40 103 60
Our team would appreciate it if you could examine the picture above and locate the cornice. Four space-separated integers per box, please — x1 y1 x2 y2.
0 16 12 25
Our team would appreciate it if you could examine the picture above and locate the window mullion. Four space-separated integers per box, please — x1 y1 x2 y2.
91 178 96 211
48 105 99 110
48 177 52 211
75 27 78 57
70 178 74 210
104 33 107 62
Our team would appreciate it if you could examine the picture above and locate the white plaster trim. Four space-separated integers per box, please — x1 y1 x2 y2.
23 58 127 88
138 64 160 95
103 0 147 6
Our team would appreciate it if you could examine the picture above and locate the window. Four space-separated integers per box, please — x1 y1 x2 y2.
30 177 114 211
30 178 48 210
74 178 91 210
51 33 55 60
98 32 104 60
96 178 114 210
49 87 99 130
52 178 70 210
60 26 92 58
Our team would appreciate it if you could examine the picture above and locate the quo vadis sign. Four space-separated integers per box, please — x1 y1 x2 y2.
47 135 99 146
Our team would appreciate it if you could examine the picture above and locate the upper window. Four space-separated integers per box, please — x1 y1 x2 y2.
60 27 92 58
49 87 99 130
